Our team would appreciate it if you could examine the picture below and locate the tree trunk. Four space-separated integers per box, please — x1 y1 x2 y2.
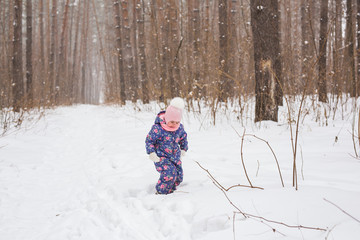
251 0 279 122
121 0 136 102
150 0 161 101
186 0 194 101
26 0 33 106
318 0 328 102
132 0 140 101
71 2 81 102
346 0 356 97
39 0 46 103
12 0 24 112
169 0 181 99
202 0 210 98
137 0 149 103
333 0 343 96
80 0 90 103
158 0 168 102
113 0 126 104
49 0 58 103
357 0 360 96
218 0 230 102
58 0 70 103
273 0 283 106
192 0 201 100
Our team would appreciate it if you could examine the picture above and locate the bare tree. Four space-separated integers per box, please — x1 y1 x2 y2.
132 0 140 101
169 0 181 98
137 0 149 103
80 0 90 103
333 0 343 96
49 0 58 103
218 0 231 102
318 0 328 102
113 0 126 105
26 0 33 105
357 0 360 96
346 0 356 97
71 1 82 102
57 0 70 103
251 0 281 122
121 0 136 101
12 0 24 112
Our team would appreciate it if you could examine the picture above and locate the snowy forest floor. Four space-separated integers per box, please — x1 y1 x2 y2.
0 99 359 240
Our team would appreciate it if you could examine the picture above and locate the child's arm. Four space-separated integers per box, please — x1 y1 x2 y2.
145 125 160 154
178 128 188 152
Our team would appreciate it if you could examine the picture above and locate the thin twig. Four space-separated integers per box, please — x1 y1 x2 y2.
240 129 253 187
244 133 284 187
232 126 284 187
324 198 360 223
195 161 327 232
194 161 263 190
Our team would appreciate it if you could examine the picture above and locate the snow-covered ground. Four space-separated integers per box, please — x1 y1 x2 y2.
0 101 359 240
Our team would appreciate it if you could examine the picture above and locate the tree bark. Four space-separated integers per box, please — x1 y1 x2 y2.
57 0 70 103
333 0 343 96
12 0 24 112
121 0 135 101
357 0 360 96
169 0 181 99
318 0 328 102
80 0 90 103
26 0 33 106
113 0 126 104
346 0 356 97
192 0 201 100
251 0 280 122
132 0 140 101
137 0 149 103
49 0 58 103
158 0 168 102
71 2 81 102
218 0 230 102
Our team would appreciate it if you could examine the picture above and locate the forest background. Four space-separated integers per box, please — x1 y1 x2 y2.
0 0 359 123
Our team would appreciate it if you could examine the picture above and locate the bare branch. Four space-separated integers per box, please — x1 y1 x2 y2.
195 161 327 232
232 126 284 187
324 198 360 223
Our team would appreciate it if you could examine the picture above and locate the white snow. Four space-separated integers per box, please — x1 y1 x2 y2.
0 100 359 240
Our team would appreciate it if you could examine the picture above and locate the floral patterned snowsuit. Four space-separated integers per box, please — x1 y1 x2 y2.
145 111 188 194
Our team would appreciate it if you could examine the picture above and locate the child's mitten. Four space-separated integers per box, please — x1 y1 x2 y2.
149 152 160 162
181 150 186 159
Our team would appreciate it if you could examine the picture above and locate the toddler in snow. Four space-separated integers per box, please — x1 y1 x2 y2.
145 97 188 194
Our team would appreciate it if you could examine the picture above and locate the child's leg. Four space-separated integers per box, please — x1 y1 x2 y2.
174 160 183 188
154 159 177 194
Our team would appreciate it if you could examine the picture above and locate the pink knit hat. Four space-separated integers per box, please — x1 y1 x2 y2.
164 97 185 122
